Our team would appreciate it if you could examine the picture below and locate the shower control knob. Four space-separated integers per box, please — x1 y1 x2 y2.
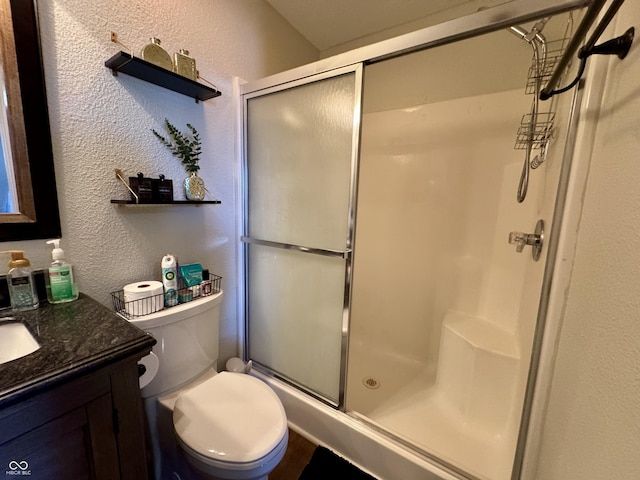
508 219 544 261
508 231 529 252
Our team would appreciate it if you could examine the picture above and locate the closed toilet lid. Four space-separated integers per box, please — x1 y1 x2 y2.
173 372 287 463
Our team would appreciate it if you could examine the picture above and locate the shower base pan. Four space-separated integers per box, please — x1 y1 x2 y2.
252 370 462 480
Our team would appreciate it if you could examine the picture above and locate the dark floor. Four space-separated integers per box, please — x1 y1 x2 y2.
270 429 317 480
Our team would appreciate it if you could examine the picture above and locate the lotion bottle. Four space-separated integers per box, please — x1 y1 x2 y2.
3 250 39 311
45 239 79 303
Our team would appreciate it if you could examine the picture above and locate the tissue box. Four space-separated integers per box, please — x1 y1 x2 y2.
179 263 203 287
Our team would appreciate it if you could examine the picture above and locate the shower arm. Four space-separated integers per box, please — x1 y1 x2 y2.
540 0 632 100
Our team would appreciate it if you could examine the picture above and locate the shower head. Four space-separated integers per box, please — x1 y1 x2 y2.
531 17 550 35
525 17 549 44
507 19 549 45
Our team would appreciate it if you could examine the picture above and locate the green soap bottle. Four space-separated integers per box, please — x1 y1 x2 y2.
45 239 79 304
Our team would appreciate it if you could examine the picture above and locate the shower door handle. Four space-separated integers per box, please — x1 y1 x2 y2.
508 219 544 261
241 236 352 260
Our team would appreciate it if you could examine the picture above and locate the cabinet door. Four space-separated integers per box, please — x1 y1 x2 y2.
0 394 119 480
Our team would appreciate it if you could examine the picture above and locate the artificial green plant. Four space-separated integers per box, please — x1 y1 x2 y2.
152 118 202 173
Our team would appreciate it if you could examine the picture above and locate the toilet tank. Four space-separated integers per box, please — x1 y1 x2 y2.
126 290 224 398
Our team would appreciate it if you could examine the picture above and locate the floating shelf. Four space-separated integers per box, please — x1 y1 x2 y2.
104 51 222 102
110 200 221 205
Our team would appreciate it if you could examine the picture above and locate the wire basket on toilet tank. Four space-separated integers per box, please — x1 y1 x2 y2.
111 273 221 319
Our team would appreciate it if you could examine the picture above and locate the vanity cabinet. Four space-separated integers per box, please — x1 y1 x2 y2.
0 356 147 479
0 294 155 479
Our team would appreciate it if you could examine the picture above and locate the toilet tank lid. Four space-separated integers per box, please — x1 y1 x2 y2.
173 372 288 463
124 290 223 329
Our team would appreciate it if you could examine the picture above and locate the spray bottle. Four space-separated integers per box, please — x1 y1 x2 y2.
2 250 39 311
161 254 178 307
45 239 79 303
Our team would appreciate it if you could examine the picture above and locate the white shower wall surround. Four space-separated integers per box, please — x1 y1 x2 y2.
344 69 572 478
347 89 539 480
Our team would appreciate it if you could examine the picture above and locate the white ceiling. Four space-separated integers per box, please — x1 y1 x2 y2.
264 0 478 51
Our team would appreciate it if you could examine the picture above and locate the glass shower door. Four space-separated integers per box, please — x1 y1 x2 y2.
243 65 362 405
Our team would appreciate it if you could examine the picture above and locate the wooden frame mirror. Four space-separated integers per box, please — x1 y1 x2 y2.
0 0 61 241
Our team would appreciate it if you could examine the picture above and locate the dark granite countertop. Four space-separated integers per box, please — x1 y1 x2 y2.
0 293 156 409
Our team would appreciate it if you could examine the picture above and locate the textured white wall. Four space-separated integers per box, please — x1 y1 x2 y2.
535 2 640 479
2 0 317 364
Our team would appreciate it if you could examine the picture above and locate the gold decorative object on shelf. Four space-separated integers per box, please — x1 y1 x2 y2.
140 37 172 71
174 49 197 80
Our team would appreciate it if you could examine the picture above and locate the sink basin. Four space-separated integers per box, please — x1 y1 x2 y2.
0 322 40 364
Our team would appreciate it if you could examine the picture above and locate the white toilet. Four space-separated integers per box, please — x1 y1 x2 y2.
127 290 288 480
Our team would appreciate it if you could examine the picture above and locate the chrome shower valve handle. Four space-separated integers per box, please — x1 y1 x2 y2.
508 219 545 261
508 232 531 252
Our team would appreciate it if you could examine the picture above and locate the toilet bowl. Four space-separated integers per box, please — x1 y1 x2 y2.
174 372 288 480
125 291 288 480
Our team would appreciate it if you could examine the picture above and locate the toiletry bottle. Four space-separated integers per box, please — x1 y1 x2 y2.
3 250 39 311
161 254 178 307
201 268 213 296
45 239 79 304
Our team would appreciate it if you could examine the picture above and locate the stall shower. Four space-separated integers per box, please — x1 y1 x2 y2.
242 6 581 480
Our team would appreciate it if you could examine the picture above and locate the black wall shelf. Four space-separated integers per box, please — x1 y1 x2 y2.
111 200 221 206
104 51 222 102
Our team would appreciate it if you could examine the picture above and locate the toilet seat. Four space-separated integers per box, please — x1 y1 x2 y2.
178 428 288 479
173 372 288 465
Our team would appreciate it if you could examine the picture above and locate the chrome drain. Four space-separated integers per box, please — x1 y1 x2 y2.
362 377 380 389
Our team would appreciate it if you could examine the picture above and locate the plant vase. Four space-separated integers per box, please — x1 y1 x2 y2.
184 172 205 201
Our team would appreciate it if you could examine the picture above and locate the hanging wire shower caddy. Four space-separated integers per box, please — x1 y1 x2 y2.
523 38 573 95
514 24 573 159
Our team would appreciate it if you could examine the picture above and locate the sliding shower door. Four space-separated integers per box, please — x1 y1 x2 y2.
243 65 362 405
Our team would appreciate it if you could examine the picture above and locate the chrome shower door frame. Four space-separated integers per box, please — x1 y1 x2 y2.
241 63 364 407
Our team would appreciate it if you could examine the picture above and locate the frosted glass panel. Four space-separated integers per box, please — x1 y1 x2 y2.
248 244 346 402
247 73 356 250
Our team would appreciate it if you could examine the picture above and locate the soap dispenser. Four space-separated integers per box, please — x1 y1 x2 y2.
45 239 79 304
2 250 39 311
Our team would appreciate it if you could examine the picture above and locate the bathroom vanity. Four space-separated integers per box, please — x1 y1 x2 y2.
0 294 155 479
